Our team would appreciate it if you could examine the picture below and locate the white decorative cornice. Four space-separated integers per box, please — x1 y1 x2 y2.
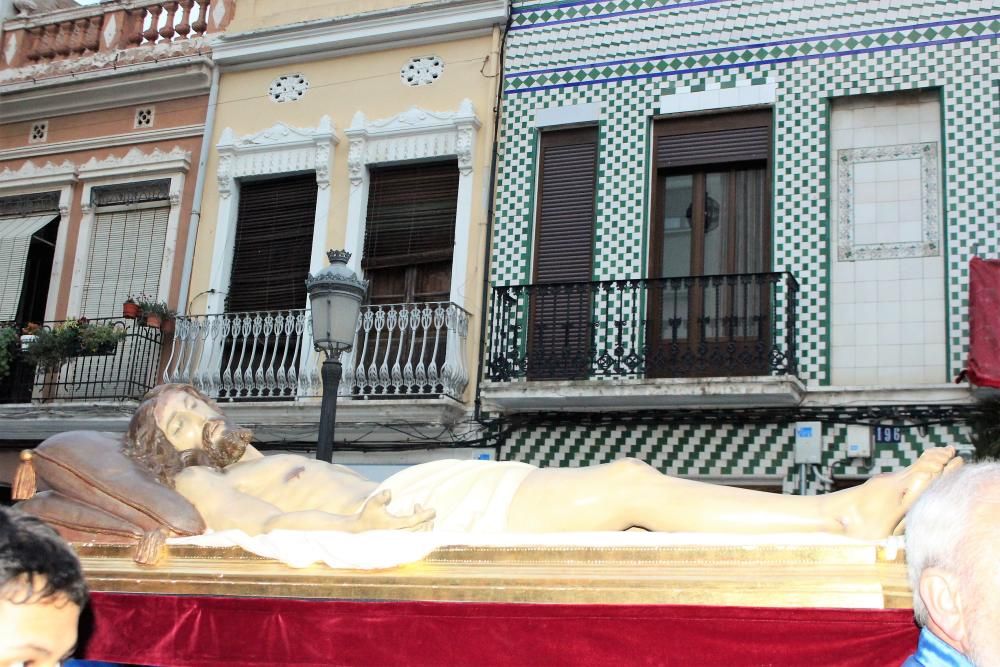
216 116 337 196
0 56 213 124
0 158 77 193
0 124 204 162
77 146 192 180
345 99 480 187
213 0 507 69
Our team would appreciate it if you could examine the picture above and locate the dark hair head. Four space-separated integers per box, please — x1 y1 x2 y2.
0 506 88 608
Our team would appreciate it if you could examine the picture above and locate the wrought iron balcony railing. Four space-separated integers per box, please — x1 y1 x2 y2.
163 302 471 402
487 272 798 382
0 318 163 404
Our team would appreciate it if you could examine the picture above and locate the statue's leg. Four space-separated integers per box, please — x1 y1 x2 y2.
505 447 961 539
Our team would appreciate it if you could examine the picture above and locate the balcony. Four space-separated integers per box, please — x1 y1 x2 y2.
162 301 471 402
0 318 163 404
483 273 804 412
1 0 230 121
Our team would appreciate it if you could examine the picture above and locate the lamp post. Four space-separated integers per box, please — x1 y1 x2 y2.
305 250 367 463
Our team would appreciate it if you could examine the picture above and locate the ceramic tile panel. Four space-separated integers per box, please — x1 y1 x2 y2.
493 0 995 476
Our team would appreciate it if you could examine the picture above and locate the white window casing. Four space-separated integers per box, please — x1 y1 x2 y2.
344 99 481 308
210 116 338 395
68 147 190 319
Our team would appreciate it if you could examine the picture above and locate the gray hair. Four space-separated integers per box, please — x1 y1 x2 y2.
905 460 1000 626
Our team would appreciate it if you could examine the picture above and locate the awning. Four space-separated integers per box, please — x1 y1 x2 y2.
0 213 59 321
966 256 1000 389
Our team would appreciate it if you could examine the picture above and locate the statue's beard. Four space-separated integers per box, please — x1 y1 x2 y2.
178 419 253 470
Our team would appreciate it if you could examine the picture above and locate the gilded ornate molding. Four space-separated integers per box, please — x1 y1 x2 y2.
216 116 337 197
345 99 481 188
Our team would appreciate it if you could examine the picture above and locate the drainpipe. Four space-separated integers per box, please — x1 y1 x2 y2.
473 6 511 425
177 63 221 316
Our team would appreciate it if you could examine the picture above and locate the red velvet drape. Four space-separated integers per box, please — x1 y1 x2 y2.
82 592 919 666
966 256 1000 388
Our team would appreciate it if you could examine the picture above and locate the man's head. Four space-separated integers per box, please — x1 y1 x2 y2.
906 460 1000 666
122 383 254 486
0 506 88 667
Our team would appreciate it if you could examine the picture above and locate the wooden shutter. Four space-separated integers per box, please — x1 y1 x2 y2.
80 206 169 318
656 110 771 168
362 161 458 270
533 127 597 284
529 126 598 380
227 175 317 313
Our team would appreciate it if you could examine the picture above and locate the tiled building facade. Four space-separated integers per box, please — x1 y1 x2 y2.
486 0 996 489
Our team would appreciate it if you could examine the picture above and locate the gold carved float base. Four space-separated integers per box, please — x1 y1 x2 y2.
77 541 912 609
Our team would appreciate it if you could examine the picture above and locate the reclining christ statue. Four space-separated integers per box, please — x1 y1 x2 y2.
108 384 960 540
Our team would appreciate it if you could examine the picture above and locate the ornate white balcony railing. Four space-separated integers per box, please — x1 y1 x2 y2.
162 310 310 401
343 301 471 400
163 302 470 401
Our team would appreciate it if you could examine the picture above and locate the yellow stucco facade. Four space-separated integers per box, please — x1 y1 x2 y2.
186 0 505 409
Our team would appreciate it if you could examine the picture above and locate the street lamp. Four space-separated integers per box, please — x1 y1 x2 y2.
305 249 367 462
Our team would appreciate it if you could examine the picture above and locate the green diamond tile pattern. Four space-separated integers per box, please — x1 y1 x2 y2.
500 422 971 490
491 0 996 477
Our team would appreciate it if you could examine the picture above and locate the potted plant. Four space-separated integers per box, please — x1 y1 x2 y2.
123 297 142 319
26 319 125 370
19 322 40 351
0 326 18 381
136 297 176 332
77 319 126 355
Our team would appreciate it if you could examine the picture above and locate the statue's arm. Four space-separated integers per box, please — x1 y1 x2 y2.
178 471 433 535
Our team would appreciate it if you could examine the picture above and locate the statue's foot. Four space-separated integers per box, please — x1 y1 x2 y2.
827 446 962 540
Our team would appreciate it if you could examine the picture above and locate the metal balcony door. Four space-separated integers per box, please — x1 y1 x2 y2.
650 112 772 377
527 127 598 381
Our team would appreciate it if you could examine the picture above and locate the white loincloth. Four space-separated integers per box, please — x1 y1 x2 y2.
373 459 536 532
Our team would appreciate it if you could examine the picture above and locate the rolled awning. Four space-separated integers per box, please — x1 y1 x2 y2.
0 213 59 321
965 256 1000 389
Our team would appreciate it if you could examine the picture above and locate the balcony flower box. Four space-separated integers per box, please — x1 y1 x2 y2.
26 319 125 371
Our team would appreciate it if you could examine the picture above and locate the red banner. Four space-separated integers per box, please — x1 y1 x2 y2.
966 257 1000 388
82 593 919 666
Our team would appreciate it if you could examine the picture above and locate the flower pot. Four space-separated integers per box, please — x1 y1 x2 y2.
19 334 36 351
123 301 141 319
145 314 162 329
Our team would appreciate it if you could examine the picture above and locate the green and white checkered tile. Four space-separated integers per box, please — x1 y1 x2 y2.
500 421 970 483
494 0 998 385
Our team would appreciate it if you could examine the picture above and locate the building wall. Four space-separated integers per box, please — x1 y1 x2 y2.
188 32 501 402
0 96 208 321
829 90 947 387
491 0 996 481
227 0 435 32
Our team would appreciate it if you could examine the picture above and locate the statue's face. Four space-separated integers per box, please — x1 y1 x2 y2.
155 390 226 453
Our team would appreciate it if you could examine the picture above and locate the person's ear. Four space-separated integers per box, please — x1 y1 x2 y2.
919 567 967 644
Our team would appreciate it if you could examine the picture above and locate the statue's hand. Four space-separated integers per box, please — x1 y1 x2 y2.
357 490 436 532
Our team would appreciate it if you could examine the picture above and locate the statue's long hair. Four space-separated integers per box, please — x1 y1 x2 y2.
121 384 222 487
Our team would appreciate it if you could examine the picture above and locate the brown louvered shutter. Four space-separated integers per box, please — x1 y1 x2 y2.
363 162 458 271
227 174 317 313
528 126 598 380
656 110 771 168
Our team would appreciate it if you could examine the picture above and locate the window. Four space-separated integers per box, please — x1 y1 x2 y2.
227 174 317 313
528 125 598 381
362 161 458 306
650 110 772 376
354 161 458 395
0 191 60 323
79 180 171 319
